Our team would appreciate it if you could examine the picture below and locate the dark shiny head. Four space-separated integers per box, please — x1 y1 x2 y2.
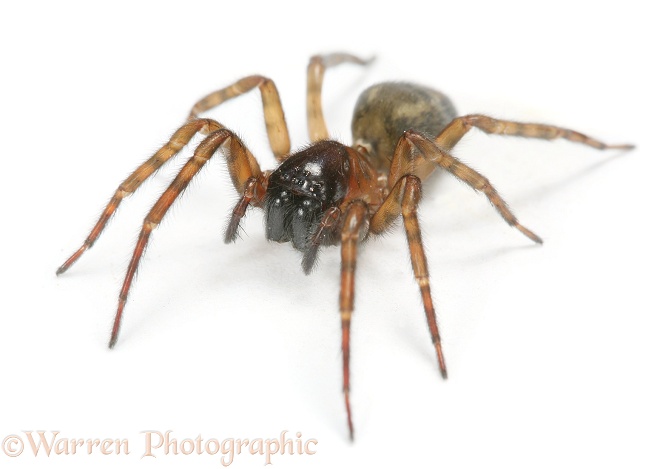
265 140 350 251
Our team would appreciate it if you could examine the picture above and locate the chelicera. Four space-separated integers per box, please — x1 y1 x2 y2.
57 53 633 439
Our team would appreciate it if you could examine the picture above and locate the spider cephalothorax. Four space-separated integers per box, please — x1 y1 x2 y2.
265 140 351 251
57 53 632 440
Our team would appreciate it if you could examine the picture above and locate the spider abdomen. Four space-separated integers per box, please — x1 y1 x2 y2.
351 82 457 170
264 140 350 251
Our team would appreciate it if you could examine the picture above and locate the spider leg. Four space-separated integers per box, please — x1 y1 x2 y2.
224 176 262 243
188 75 290 161
307 53 373 142
56 118 224 275
109 128 265 348
301 207 341 274
59 73 290 275
370 175 447 378
436 114 634 152
388 130 543 243
338 200 369 441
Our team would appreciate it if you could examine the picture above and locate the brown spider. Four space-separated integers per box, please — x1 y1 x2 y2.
57 53 633 440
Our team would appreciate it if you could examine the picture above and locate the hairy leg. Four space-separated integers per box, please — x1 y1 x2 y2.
301 207 342 274
109 128 265 348
57 118 223 274
370 175 447 378
59 72 290 275
188 75 291 160
436 113 634 152
307 53 372 142
338 200 368 440
387 130 542 243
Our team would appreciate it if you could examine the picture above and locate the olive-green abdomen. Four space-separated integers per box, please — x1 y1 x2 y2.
352 82 457 170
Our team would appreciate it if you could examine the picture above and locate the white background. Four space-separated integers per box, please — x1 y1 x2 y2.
1 1 652 468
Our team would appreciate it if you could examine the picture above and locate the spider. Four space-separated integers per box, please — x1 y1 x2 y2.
57 53 633 440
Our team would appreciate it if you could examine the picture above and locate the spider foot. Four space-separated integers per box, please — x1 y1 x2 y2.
604 143 635 151
301 245 319 275
224 214 242 244
108 299 126 349
56 246 88 275
436 340 448 380
344 389 354 442
515 224 543 244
